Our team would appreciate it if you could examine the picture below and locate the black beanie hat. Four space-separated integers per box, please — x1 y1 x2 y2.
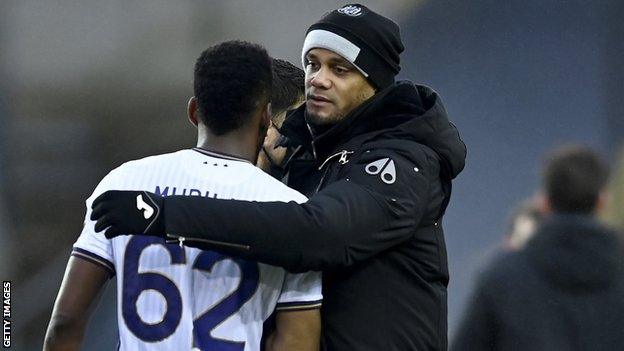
302 4 404 89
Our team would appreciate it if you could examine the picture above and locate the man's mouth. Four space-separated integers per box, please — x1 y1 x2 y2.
308 94 331 103
307 94 332 107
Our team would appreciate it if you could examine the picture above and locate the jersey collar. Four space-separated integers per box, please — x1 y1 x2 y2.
191 147 253 164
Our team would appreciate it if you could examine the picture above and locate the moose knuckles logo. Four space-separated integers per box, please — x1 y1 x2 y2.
365 158 396 184
338 5 363 17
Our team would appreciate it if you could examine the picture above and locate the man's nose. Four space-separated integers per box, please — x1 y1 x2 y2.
309 67 331 89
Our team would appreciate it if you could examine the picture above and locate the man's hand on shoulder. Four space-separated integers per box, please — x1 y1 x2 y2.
90 190 165 239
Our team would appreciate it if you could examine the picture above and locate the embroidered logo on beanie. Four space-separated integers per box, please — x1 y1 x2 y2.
337 5 364 17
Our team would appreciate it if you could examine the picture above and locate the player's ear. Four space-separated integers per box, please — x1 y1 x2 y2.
187 96 199 127
260 102 271 132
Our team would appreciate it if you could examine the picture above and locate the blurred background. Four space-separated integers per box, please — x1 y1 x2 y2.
0 0 622 349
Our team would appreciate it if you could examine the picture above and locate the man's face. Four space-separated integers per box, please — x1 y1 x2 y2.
257 98 304 173
304 48 375 126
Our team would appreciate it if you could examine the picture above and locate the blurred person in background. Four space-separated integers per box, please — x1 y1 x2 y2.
451 144 624 351
90 4 466 350
257 59 305 178
503 198 544 251
44 41 322 351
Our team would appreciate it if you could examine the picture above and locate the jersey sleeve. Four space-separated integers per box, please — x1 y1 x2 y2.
71 169 123 277
275 271 322 311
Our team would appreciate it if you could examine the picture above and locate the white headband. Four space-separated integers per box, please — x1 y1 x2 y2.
301 29 369 77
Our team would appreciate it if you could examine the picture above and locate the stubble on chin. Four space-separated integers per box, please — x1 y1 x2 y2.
306 108 345 126
310 91 373 124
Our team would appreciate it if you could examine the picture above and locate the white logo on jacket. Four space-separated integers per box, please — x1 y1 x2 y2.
365 158 396 184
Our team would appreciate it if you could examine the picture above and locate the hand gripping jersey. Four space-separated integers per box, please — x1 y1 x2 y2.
73 148 322 351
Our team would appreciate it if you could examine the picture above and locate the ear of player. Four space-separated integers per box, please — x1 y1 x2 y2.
90 190 166 239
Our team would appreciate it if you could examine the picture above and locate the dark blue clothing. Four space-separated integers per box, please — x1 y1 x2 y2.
452 215 624 351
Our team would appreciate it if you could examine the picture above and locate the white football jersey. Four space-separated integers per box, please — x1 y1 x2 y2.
73 148 322 351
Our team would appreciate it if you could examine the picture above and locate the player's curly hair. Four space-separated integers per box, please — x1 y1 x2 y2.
194 40 272 135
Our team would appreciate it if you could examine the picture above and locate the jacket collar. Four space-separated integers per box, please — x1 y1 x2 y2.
280 82 417 160
280 81 466 179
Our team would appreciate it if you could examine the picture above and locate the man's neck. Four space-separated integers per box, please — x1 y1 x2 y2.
305 114 337 138
196 125 259 163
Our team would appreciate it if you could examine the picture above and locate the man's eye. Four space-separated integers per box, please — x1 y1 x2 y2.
334 66 349 74
307 61 319 70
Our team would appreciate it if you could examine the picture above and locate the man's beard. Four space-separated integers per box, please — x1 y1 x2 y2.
305 109 344 127
304 109 343 136
305 90 373 128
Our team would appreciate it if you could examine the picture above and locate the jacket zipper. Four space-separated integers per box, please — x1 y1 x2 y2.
315 150 353 193
318 150 354 170
314 164 332 194
166 234 251 250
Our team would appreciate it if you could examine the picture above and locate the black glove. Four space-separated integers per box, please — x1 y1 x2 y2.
90 190 165 239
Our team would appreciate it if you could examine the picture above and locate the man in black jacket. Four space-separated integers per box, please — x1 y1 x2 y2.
91 4 466 350
452 145 624 351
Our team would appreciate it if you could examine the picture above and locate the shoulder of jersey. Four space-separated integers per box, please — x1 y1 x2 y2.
251 167 308 204
104 150 307 203
98 150 186 181
123 150 187 167
108 150 187 173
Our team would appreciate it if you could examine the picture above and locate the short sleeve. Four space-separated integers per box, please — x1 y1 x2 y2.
275 271 322 311
71 169 122 277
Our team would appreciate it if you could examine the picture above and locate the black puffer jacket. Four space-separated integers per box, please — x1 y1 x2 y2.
165 82 466 350
452 215 624 351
